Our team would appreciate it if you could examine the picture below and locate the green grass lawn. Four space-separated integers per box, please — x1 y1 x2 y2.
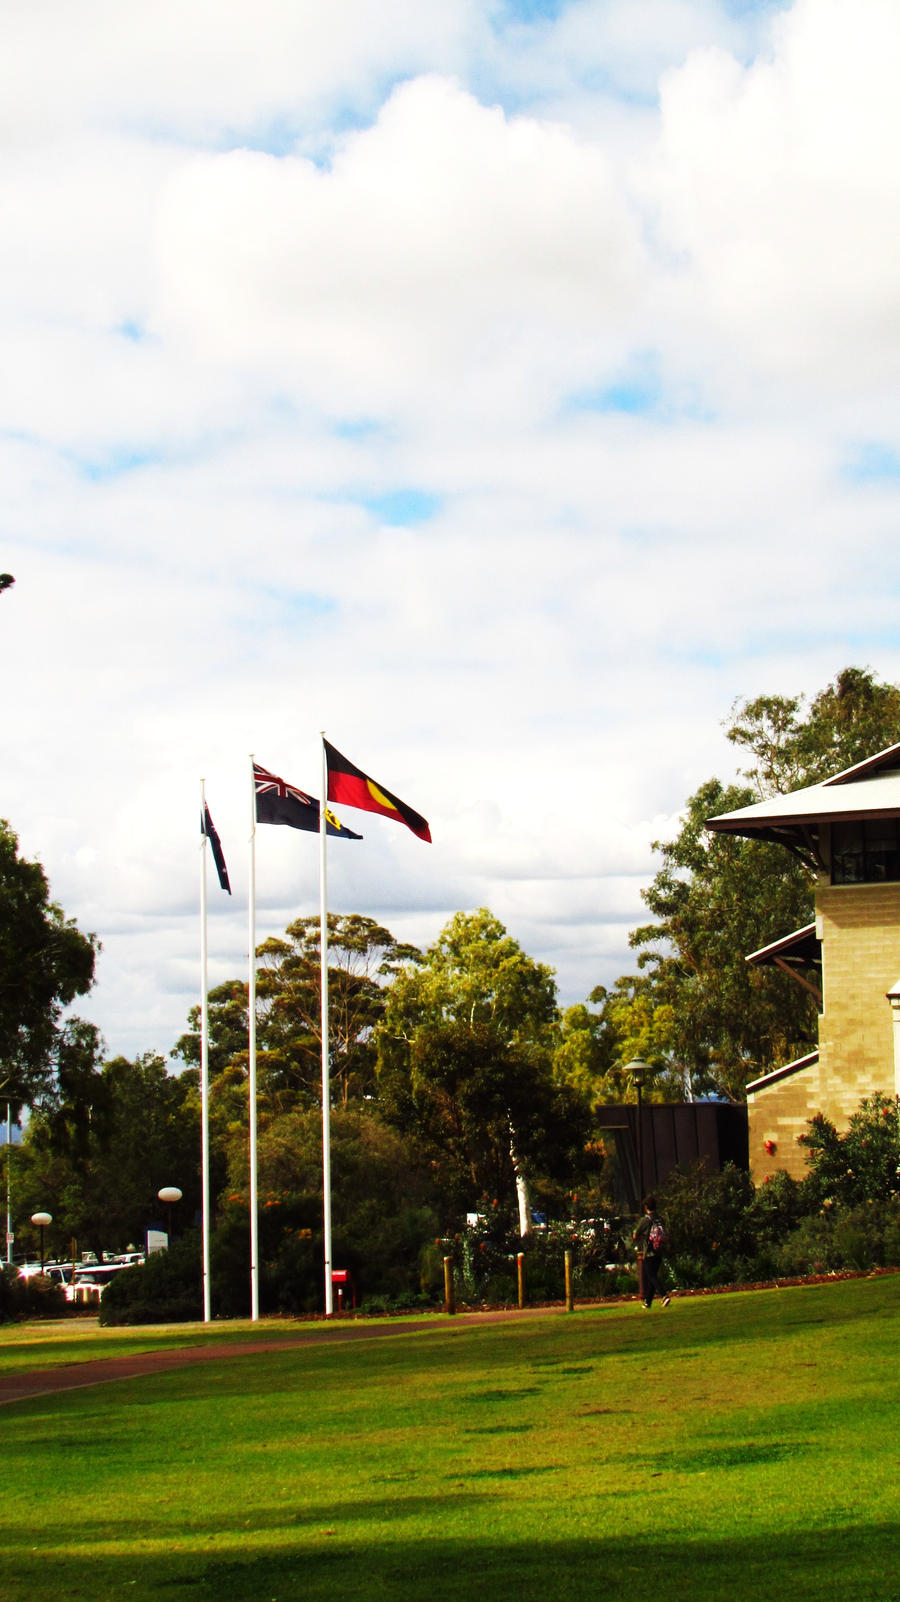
1 1279 899 1602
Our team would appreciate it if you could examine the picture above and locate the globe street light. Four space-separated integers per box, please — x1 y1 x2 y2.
623 1061 652 1206
31 1211 52 1273
158 1187 182 1245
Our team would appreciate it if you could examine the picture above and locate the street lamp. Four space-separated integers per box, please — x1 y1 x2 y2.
624 1061 652 1207
31 1211 52 1273
158 1187 182 1246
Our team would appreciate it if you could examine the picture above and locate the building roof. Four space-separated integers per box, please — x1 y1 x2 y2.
706 741 900 864
746 1051 819 1095
745 923 820 969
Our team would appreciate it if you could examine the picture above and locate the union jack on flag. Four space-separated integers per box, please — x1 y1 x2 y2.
253 762 362 838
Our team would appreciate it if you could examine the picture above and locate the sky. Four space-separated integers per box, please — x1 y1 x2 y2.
4 0 900 1064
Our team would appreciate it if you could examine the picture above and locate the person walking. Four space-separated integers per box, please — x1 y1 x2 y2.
633 1195 670 1309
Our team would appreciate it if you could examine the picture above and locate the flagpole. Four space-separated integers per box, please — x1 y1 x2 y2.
199 782 212 1323
248 756 260 1322
320 733 333 1317
5 1101 12 1266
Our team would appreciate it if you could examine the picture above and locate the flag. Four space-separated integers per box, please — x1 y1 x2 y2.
253 762 362 838
324 740 431 842
201 804 231 894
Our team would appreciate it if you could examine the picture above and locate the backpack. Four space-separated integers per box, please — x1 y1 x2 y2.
647 1217 667 1253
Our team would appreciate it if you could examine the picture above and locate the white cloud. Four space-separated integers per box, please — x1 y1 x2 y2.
154 75 645 421
652 0 900 390
0 0 479 144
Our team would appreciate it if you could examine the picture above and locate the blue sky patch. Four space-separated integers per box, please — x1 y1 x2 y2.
495 0 566 21
842 442 900 484
362 489 442 525
565 355 663 418
75 447 161 482
333 418 384 441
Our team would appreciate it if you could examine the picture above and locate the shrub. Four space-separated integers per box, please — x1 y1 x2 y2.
799 1095 900 1208
0 1266 67 1323
658 1161 757 1285
100 1234 202 1325
774 1213 835 1276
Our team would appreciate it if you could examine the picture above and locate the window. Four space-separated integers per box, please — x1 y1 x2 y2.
832 818 900 883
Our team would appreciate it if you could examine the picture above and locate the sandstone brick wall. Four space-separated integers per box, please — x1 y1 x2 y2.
748 1060 824 1182
748 881 900 1181
816 881 900 1112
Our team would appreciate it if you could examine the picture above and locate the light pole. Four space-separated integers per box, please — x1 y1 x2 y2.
624 1061 652 1207
5 1103 12 1266
158 1187 182 1247
31 1211 52 1273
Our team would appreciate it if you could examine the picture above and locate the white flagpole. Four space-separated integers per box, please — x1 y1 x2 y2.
248 756 260 1322
320 733 333 1317
199 782 211 1323
5 1101 12 1266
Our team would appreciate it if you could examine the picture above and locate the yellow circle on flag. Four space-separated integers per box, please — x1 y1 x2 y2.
366 779 394 810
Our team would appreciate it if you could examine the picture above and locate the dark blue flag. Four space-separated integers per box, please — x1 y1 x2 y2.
253 762 362 839
201 803 231 893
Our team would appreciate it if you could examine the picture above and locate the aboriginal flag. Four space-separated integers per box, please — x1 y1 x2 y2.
324 740 431 843
254 762 362 839
201 804 232 894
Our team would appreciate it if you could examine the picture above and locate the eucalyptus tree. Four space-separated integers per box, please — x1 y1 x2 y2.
0 820 97 1114
376 909 587 1231
625 667 900 1099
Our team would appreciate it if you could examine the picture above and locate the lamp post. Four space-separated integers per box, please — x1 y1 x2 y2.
158 1187 182 1246
31 1211 52 1273
624 1061 652 1207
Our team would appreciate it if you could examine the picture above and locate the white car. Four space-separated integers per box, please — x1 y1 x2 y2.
66 1263 135 1303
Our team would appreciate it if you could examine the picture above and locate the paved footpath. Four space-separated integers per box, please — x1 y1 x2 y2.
0 1306 562 1407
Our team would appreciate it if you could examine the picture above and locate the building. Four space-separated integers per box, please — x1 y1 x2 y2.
594 1102 749 1211
707 742 900 1180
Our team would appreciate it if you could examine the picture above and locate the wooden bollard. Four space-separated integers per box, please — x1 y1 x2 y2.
517 1251 525 1309
564 1248 574 1312
443 1255 455 1316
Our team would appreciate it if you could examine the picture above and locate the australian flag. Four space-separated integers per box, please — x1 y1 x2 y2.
201 804 231 893
253 762 362 839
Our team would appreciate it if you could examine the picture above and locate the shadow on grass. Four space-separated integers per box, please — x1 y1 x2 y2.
2 1522 898 1602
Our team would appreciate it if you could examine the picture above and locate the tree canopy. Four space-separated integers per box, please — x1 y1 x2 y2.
624 667 900 1100
0 820 97 1113
174 914 421 1114
17 1048 201 1259
376 909 588 1226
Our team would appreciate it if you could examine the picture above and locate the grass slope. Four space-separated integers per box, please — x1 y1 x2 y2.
1 1280 898 1602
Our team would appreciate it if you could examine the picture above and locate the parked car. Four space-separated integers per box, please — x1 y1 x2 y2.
66 1263 137 1304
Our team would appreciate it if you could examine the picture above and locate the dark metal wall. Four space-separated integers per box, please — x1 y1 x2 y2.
593 1103 749 1213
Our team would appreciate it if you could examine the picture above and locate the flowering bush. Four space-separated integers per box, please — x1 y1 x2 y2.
799 1095 900 1208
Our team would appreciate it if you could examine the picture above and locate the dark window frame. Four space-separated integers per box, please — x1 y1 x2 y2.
832 817 900 884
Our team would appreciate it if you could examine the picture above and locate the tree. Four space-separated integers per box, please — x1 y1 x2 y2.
726 665 900 796
0 821 97 1112
219 1102 443 1314
630 778 818 1099
21 1052 201 1258
376 909 587 1230
255 914 422 1110
173 915 421 1114
623 668 900 1100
